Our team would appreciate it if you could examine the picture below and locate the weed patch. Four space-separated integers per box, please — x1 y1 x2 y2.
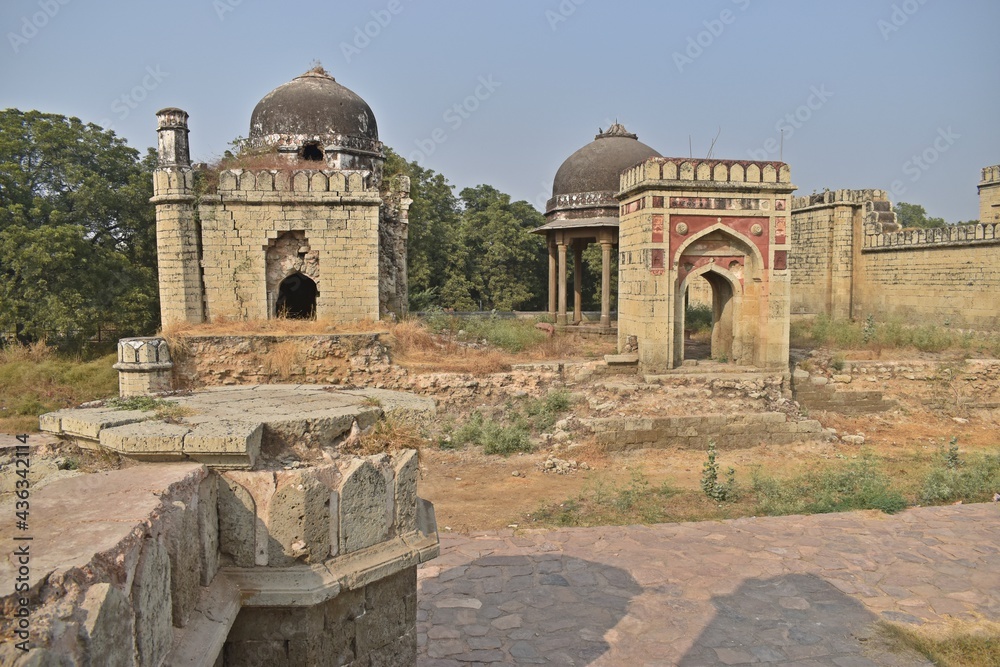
751 452 906 516
529 471 679 527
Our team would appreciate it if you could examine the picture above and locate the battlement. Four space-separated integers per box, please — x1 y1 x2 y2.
216 168 377 194
864 220 1000 252
981 164 1000 185
621 157 791 193
791 189 890 211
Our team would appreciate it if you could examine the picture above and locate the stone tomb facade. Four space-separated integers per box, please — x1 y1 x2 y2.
617 158 795 370
153 69 410 328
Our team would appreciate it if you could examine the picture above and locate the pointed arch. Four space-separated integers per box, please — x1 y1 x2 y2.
672 222 765 270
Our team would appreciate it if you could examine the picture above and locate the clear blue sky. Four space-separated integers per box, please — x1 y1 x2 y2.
2 0 997 221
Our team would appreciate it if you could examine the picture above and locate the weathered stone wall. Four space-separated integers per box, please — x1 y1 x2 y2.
790 187 1000 329
586 412 824 450
617 158 795 370
980 165 1000 223
0 449 436 667
379 175 411 319
224 566 417 667
0 464 215 666
198 169 382 323
857 236 1000 328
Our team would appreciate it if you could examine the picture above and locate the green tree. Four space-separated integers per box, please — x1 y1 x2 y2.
0 110 158 342
451 185 547 311
894 202 947 229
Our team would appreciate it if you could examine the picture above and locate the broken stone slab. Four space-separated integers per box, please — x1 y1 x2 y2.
99 420 190 458
183 420 262 469
56 408 156 441
605 354 640 366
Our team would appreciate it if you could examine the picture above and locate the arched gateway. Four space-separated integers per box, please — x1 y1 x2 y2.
616 157 795 371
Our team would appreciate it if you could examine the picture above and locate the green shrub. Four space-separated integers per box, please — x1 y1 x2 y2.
701 442 737 502
752 452 906 516
463 316 546 353
481 421 532 456
685 304 713 333
920 451 1000 505
522 389 573 432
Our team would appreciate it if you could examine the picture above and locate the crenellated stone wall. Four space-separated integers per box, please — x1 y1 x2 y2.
790 177 1000 329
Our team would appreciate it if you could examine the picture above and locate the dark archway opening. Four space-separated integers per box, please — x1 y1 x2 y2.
275 273 317 319
301 142 324 161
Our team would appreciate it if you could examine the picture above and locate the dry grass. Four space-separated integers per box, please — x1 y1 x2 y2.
343 417 428 457
161 316 387 338
388 319 614 375
880 617 1000 667
0 342 118 433
261 341 303 381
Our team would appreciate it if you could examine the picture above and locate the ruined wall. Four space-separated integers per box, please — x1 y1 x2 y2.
1 451 436 667
980 165 1000 224
198 169 382 323
378 174 411 319
224 567 417 667
791 190 1000 329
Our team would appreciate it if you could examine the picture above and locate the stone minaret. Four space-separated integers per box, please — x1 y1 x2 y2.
152 108 204 326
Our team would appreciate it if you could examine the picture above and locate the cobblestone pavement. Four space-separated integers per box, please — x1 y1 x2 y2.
417 504 999 666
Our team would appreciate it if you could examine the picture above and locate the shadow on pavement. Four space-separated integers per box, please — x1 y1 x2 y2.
418 553 642 665
677 573 932 666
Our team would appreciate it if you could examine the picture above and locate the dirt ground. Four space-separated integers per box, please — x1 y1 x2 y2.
416 350 1000 532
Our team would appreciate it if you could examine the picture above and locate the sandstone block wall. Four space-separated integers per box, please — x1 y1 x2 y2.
790 188 1000 330
980 165 1000 224
153 167 205 325
587 412 824 450
198 169 382 323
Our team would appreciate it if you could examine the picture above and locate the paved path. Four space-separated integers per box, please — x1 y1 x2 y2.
417 504 1000 666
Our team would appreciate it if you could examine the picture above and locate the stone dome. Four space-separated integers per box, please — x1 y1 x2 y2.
249 68 378 144
552 124 661 197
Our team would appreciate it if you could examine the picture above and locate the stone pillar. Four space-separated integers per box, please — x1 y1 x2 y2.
152 108 204 326
600 241 613 328
547 240 557 322
573 242 583 325
557 241 568 326
113 337 173 397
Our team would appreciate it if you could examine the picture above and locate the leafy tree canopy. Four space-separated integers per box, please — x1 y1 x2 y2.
0 110 158 343
893 202 948 229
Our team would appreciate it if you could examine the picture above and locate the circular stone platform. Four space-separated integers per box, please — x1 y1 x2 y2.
39 385 436 469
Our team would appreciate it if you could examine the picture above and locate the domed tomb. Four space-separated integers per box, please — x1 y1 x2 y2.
551 124 662 200
249 66 383 172
535 124 661 328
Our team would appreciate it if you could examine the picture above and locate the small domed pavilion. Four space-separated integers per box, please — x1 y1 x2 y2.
534 124 661 328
